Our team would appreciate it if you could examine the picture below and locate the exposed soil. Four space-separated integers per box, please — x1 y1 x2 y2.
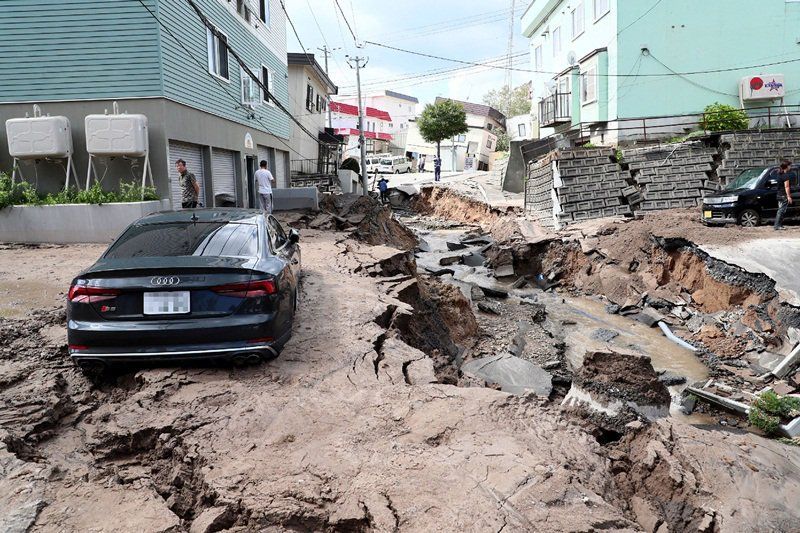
2 198 800 532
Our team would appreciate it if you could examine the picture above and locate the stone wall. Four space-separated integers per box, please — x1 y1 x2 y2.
718 130 800 184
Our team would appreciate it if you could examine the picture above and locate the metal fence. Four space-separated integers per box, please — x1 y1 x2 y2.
538 92 571 127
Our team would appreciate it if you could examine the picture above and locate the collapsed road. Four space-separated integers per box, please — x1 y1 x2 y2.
1 192 800 533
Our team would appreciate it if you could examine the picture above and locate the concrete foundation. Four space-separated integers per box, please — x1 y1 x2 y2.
273 187 319 211
0 200 168 244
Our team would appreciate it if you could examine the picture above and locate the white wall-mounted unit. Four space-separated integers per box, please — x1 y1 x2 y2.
6 115 73 159
83 102 153 192
85 113 148 157
740 74 786 100
5 105 78 189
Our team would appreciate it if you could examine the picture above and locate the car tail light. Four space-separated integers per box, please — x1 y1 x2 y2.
68 345 89 351
212 279 277 298
68 285 120 303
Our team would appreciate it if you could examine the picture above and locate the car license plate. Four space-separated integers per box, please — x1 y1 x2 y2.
143 291 190 315
703 210 712 219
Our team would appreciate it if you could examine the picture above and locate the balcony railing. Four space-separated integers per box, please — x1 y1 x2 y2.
538 92 571 127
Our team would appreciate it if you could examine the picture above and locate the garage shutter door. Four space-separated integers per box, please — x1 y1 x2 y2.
257 145 274 180
274 149 288 189
168 141 205 209
212 148 236 206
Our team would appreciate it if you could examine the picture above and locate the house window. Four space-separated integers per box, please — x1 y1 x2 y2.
571 2 585 39
518 123 526 137
315 94 322 112
581 67 597 104
388 122 393 128
261 66 274 105
236 0 251 23
241 68 259 106
534 45 543 70
486 123 493 131
552 26 561 57
306 84 314 112
558 75 570 94
259 0 269 24
320 97 328 112
207 25 229 80
486 138 493 149
593 0 609 21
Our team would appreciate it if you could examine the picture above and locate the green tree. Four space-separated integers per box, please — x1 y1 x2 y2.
482 84 531 117
700 102 749 132
495 129 510 152
417 100 469 158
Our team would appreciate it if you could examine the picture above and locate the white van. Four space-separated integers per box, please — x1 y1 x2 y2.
365 156 382 174
378 155 411 174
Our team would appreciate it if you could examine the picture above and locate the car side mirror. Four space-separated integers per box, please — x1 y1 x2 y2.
288 229 300 244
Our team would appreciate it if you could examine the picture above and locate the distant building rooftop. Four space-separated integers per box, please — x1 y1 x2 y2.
384 90 419 103
287 52 338 94
434 97 506 124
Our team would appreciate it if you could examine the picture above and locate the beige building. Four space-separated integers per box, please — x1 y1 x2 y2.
286 53 338 177
406 98 506 172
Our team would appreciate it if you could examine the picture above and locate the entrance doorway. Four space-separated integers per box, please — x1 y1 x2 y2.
245 155 256 208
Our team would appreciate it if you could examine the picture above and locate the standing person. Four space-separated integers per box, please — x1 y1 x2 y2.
176 159 200 209
418 154 426 173
774 159 795 230
255 159 276 215
434 155 442 182
378 176 390 204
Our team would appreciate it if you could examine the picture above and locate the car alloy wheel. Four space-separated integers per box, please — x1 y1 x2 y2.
739 209 761 227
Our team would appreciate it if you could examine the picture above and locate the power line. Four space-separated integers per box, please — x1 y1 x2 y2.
616 0 665 36
333 0 358 44
364 39 800 78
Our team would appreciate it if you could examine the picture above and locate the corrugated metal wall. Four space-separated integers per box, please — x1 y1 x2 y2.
168 141 206 209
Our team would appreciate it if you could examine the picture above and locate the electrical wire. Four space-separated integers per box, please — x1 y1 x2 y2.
364 40 800 78
333 0 358 44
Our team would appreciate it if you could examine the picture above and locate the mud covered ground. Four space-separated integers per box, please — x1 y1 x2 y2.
2 202 800 532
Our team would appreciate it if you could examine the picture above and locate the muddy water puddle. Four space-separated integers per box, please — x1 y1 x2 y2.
410 222 709 417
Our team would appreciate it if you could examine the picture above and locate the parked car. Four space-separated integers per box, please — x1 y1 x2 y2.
702 166 800 227
67 209 301 373
378 155 411 174
365 156 382 174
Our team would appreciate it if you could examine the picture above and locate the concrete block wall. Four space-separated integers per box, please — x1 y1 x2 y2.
718 130 800 184
623 143 720 212
524 151 557 229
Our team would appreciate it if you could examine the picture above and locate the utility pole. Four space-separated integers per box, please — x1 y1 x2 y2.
346 55 369 196
317 45 339 129
505 0 516 96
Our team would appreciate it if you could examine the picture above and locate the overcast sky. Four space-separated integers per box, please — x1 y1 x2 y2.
283 0 529 109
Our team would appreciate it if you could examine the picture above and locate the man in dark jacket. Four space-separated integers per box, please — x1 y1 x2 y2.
774 160 795 230
378 176 390 204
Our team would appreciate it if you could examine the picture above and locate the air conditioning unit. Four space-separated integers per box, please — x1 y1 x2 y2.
741 74 785 100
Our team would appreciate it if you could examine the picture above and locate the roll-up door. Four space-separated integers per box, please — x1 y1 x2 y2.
168 141 206 209
274 149 288 189
211 148 236 206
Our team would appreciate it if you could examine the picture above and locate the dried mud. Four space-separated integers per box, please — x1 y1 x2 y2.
2 202 800 532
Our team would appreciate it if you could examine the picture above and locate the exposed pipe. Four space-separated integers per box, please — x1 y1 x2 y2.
657 321 698 352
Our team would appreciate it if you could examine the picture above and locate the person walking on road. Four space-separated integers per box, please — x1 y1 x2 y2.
176 159 200 209
434 155 442 182
774 160 794 230
256 159 276 215
418 154 426 173
378 176 390 204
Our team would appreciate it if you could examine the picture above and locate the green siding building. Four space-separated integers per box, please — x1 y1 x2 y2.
0 0 292 208
522 0 800 143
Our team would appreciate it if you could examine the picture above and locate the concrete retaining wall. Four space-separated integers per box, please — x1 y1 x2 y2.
273 187 319 211
719 129 800 184
0 200 169 244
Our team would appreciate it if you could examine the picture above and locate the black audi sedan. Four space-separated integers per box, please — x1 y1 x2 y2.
702 166 799 227
67 209 300 372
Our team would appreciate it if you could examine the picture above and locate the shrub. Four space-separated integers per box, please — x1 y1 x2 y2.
340 157 360 174
700 103 749 132
748 391 800 436
0 174 158 209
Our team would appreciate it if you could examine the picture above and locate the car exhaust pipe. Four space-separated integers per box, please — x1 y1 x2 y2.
75 358 109 376
231 354 249 366
246 353 262 365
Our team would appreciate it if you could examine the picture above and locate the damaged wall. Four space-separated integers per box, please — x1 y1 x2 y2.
718 129 800 184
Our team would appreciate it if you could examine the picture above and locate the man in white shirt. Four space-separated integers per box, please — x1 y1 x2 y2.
255 160 276 214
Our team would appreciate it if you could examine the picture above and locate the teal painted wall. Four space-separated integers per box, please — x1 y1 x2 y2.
157 0 290 139
616 0 800 119
0 0 162 101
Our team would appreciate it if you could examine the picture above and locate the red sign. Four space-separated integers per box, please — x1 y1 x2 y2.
750 77 764 91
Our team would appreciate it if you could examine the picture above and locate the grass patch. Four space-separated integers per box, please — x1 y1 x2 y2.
748 391 800 436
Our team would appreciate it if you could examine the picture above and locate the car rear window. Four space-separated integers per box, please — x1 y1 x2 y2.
380 159 392 165
105 222 259 259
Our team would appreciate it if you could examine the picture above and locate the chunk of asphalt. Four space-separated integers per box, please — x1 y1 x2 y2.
461 353 553 397
416 238 432 253
494 264 515 278
461 253 485 267
591 328 619 343
446 241 468 251
631 309 665 328
658 371 687 386
479 286 509 299
426 267 455 277
605 304 621 315
512 277 528 289
439 255 461 266
477 302 500 315
461 236 493 246
470 284 485 302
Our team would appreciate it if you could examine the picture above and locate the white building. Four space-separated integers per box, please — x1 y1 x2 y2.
336 90 419 153
406 98 506 172
286 53 338 177
330 100 394 159
508 114 534 141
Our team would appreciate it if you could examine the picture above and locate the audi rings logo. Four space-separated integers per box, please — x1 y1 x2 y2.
150 276 181 286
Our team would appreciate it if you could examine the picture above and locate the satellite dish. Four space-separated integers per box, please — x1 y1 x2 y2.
567 51 577 66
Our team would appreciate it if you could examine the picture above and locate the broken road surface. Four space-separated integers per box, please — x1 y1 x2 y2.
2 224 800 532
